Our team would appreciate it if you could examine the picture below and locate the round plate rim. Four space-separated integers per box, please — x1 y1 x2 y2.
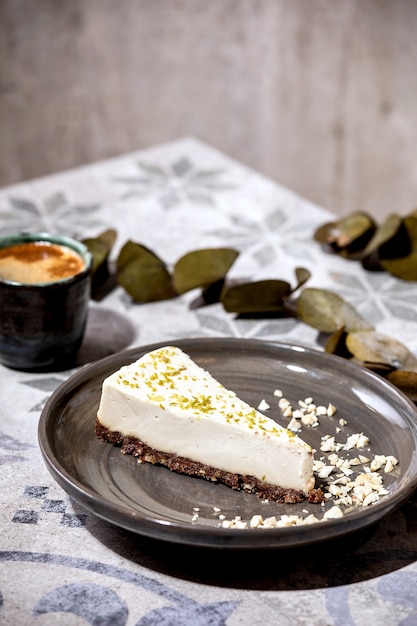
38 337 417 549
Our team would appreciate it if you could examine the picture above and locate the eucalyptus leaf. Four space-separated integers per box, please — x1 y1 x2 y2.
202 279 226 305
96 228 117 250
313 209 417 281
361 214 408 259
116 241 176 302
386 370 417 402
81 229 118 299
82 239 108 274
296 288 372 333
173 248 239 294
82 229 117 273
381 251 417 281
314 212 376 258
294 267 311 291
221 280 292 315
345 330 417 369
380 214 417 280
404 213 417 240
324 328 351 358
313 220 336 244
360 361 397 376
335 212 376 246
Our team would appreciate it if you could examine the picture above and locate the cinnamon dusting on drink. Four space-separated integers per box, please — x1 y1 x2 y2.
0 242 85 284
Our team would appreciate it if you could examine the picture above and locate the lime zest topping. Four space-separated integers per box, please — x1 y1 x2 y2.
114 346 299 440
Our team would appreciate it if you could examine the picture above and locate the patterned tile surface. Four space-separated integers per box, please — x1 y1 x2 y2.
1 138 417 625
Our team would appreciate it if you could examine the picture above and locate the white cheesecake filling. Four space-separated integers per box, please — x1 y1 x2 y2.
97 346 315 494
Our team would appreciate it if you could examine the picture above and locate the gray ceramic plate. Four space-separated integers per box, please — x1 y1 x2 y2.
38 337 417 549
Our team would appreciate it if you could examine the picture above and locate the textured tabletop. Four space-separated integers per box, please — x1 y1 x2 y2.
2 138 417 625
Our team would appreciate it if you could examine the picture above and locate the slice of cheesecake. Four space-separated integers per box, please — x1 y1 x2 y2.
96 346 319 503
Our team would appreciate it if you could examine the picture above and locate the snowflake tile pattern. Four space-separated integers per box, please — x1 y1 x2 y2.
113 156 236 208
1 137 417 626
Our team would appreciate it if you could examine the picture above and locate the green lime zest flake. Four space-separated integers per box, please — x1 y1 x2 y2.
168 393 215 414
117 374 139 388
147 394 165 403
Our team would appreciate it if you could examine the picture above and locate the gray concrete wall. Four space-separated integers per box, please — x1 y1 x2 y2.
1 0 417 219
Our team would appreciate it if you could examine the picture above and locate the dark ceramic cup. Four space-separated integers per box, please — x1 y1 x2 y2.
0 232 92 371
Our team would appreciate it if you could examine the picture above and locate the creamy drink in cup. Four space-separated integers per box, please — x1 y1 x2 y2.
0 232 92 371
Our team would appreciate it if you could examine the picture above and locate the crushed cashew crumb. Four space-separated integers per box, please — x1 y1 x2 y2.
190 390 399 530
258 398 270 411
